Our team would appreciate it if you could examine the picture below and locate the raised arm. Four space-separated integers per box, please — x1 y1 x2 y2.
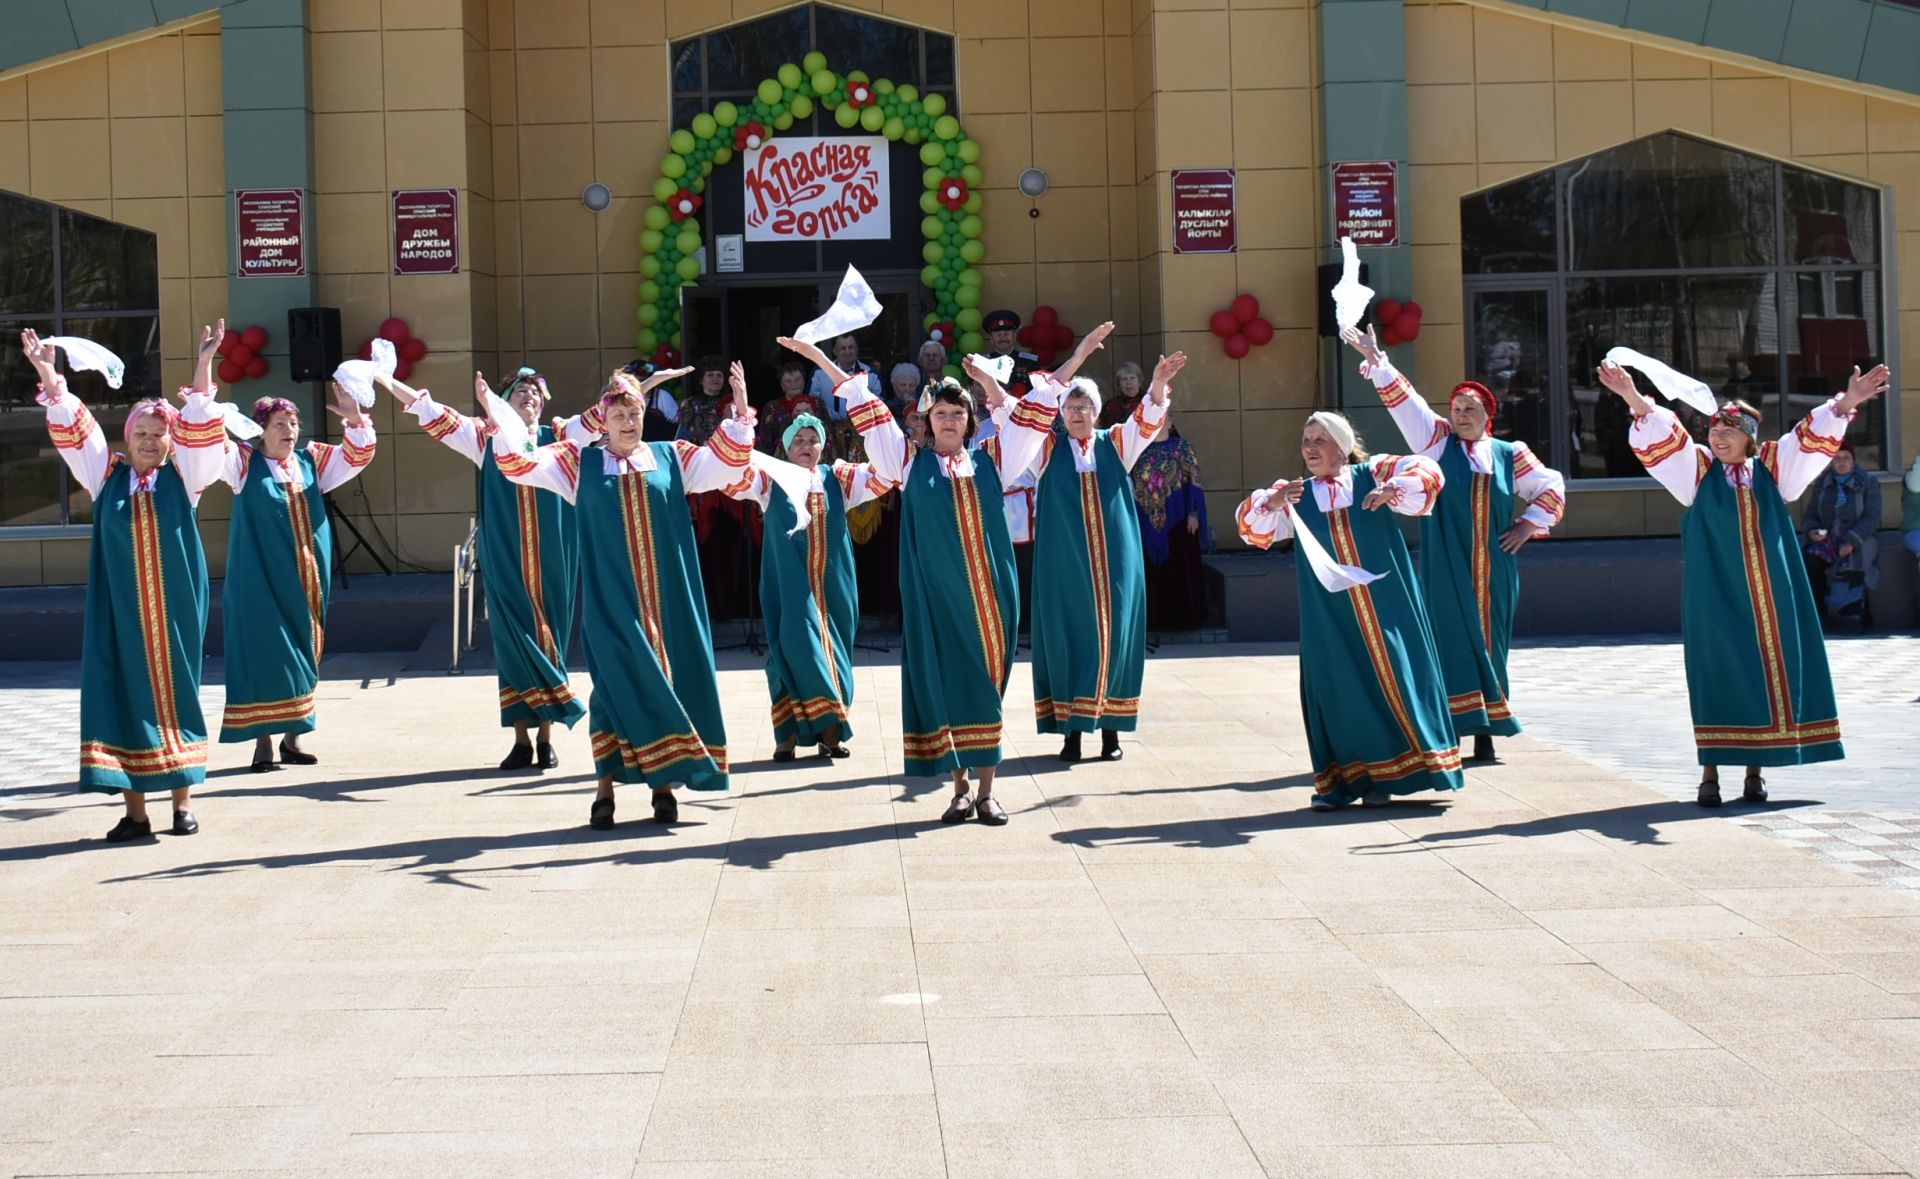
1604 361 1706 506
23 328 111 499
831 458 897 509
1235 479 1300 548
308 382 379 494
1112 351 1182 470
389 372 485 467
172 321 245 493
785 335 909 484
675 370 756 494
1768 364 1888 501
978 360 1061 483
1048 321 1115 388
1344 325 1448 456
1365 454 1445 516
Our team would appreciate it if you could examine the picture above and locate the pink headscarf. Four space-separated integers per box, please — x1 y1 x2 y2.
251 396 299 427
123 399 178 443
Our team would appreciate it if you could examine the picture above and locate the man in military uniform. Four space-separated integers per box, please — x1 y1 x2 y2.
983 309 1041 396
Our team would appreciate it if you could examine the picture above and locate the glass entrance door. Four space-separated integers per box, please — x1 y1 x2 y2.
1465 283 1563 472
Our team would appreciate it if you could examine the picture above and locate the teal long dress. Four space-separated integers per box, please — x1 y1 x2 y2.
573 443 730 790
221 446 334 742
1681 457 1843 767
1423 438 1524 738
1030 430 1148 734
78 458 211 792
898 444 1020 776
1290 465 1465 805
760 474 859 748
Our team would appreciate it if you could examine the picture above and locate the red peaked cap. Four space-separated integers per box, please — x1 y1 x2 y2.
1450 381 1497 419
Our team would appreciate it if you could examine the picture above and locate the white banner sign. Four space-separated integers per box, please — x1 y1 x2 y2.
744 136 890 242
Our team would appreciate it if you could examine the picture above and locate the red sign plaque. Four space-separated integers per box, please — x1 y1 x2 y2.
235 188 305 278
1332 161 1400 248
1170 168 1237 255
392 188 460 275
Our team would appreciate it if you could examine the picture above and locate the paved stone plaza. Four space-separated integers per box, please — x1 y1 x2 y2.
3 638 1919 1177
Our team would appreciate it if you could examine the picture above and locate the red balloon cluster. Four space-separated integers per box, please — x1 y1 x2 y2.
214 324 272 386
1210 293 1273 361
1016 305 1076 367
649 344 682 371
353 317 431 382
1374 298 1424 347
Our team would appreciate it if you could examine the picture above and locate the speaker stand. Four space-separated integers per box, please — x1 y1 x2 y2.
326 493 393 586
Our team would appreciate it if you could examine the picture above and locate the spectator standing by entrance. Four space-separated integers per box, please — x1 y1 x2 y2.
812 333 880 421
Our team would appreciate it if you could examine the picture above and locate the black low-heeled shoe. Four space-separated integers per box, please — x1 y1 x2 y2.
1058 733 1083 763
941 793 974 824
1697 778 1723 808
652 792 678 825
1741 774 1768 804
589 797 615 830
820 743 851 759
105 816 153 843
1099 731 1124 761
536 740 558 770
170 810 198 836
250 753 280 774
1467 734 1496 763
278 738 318 766
499 743 535 771
976 796 1009 826
772 745 797 763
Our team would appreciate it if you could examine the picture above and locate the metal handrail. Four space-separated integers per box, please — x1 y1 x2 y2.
449 517 479 674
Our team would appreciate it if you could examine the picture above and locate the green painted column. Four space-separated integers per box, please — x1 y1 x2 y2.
219 0 317 413
1317 0 1410 442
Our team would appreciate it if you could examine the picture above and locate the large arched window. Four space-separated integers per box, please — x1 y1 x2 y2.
1461 132 1888 482
0 189 161 528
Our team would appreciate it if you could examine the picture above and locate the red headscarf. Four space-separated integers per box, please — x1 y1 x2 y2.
1451 381 1497 420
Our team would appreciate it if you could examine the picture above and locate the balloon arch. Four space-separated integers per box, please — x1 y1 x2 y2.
634 51 986 371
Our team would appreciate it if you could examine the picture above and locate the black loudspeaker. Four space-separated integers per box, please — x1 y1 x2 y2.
1316 260 1371 338
288 307 343 381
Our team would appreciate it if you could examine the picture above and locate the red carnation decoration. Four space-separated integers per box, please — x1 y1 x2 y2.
927 320 957 347
734 120 768 151
937 177 970 212
669 187 702 222
847 81 875 109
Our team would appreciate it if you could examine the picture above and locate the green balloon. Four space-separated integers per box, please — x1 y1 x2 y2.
943 363 964 380
955 285 982 311
959 331 984 354
957 138 981 164
957 267 983 287
773 112 793 131
923 311 941 331
961 164 983 186
959 215 983 239
956 307 983 332
676 256 701 281
714 101 738 127
921 264 943 288
700 158 713 175
959 240 985 264
904 127 922 145
637 303 660 326
652 176 679 202
921 241 944 265
803 51 828 74
670 129 696 155
690 176 704 193
943 157 962 175
782 87 797 103
847 69 869 83
692 113 717 139
640 228 665 253
642 205 669 232
669 330 681 349
676 231 701 254
923 92 947 118
897 84 918 103
713 145 732 165
639 255 662 278
943 255 961 272
859 105 884 132
757 78 783 105
941 231 957 248
876 78 895 95
778 63 803 89
919 141 946 167
934 115 960 141
810 69 837 95
883 116 905 140
835 104 860 129
922 166 945 190
790 95 813 118
661 154 686 179
919 192 941 216
637 328 657 353
639 280 661 304
963 193 983 215
921 216 944 240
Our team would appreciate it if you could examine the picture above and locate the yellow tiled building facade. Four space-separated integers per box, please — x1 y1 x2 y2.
1 0 1914 585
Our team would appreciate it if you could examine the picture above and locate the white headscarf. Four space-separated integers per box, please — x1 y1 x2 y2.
1305 411 1357 459
1063 377 1101 419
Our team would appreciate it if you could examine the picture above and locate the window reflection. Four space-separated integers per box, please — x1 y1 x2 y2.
672 5 956 111
1463 171 1554 274
1564 134 1776 270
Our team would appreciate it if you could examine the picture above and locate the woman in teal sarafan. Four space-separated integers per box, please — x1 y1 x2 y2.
1599 357 1890 807
726 357 898 763
832 326 1111 826
178 366 376 774
491 367 756 830
383 367 596 772
1030 351 1186 763
1236 412 1463 811
24 325 224 842
1342 325 1567 765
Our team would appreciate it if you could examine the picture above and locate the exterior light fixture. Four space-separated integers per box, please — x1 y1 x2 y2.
1017 168 1049 198
581 182 613 212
